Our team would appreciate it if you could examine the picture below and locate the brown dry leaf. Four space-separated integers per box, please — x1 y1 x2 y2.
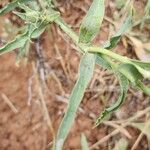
128 36 150 62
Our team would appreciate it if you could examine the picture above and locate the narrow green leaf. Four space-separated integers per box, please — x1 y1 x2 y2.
136 80 150 96
96 54 112 70
103 15 132 49
0 24 34 55
118 63 143 83
13 12 27 21
89 47 150 79
117 64 150 95
133 64 150 79
79 0 105 43
31 22 48 38
130 59 150 70
0 22 47 55
0 30 29 55
0 0 31 15
81 134 89 150
95 72 129 126
94 55 130 126
54 53 95 150
14 5 60 25
16 4 41 24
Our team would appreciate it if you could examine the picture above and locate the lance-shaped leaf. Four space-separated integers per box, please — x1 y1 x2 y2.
0 0 31 15
0 22 47 55
79 0 105 43
118 63 143 83
95 13 132 83
0 30 29 55
81 134 89 150
54 53 95 150
89 46 150 79
13 8 40 24
94 55 129 126
136 80 150 96
118 63 150 95
95 72 129 127
117 63 150 95
133 64 150 79
31 22 48 38
96 54 112 70
103 15 132 49
130 59 150 70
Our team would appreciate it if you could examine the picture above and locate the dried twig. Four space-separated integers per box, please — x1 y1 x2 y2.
131 119 150 150
35 38 55 147
54 44 70 80
90 107 150 149
104 121 132 139
1 93 18 114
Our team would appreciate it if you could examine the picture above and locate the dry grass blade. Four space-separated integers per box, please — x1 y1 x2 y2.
90 107 150 149
104 121 132 139
131 119 150 150
1 93 18 114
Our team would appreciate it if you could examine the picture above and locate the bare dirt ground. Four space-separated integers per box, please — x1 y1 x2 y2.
0 0 150 150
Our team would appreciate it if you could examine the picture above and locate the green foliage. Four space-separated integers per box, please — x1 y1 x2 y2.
0 0 31 15
136 80 150 96
0 23 47 55
79 0 105 43
95 72 129 126
118 64 143 83
0 3 59 57
0 1 150 149
54 53 95 150
103 14 132 49
131 59 150 70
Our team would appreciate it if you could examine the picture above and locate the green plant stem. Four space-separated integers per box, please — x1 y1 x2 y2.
88 47 150 79
55 18 88 53
55 18 78 43
55 17 150 80
0 0 31 15
89 47 130 63
55 17 149 67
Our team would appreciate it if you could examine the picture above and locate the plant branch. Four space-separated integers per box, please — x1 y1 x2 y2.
55 18 88 53
54 18 150 67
